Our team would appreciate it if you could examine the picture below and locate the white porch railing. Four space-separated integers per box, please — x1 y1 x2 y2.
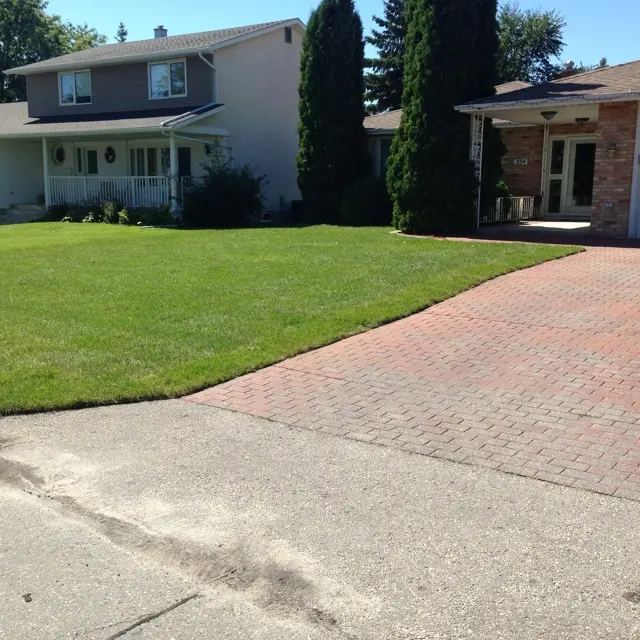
482 196 543 225
50 176 171 209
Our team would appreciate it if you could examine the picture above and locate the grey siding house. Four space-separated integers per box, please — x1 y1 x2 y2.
0 19 305 213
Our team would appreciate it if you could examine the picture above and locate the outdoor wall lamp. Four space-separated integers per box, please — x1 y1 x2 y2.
607 142 617 157
541 111 558 121
575 117 590 125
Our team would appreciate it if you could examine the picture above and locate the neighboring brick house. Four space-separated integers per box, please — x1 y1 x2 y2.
366 65 640 239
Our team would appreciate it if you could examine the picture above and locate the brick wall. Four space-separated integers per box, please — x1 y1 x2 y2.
549 122 598 136
500 126 544 195
500 121 599 197
591 102 638 237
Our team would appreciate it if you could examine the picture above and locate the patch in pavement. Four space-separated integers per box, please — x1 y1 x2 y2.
0 458 348 637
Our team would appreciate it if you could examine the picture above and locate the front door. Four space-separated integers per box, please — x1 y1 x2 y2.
546 137 596 219
566 141 596 215
75 147 99 176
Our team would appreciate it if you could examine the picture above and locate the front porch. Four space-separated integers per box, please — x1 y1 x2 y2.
467 100 640 238
40 128 226 211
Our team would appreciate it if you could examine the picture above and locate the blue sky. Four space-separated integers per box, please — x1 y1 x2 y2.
48 0 639 67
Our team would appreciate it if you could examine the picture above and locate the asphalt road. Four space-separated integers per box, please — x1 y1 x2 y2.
1 400 640 639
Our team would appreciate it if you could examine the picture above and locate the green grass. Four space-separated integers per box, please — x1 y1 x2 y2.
0 224 579 415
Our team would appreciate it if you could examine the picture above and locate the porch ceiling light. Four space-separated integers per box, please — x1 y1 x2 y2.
575 117 590 125
541 111 558 121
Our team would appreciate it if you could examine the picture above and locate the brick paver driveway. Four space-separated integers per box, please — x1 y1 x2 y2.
187 247 640 500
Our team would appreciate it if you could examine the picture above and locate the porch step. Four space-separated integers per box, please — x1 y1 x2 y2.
1 203 46 225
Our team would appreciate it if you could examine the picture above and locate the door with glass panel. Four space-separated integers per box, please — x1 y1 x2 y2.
566 141 596 215
546 138 595 218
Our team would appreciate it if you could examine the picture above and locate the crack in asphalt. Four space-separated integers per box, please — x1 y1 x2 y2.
104 593 200 639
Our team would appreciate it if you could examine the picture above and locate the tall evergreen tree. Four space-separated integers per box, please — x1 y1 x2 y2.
115 21 128 43
386 0 478 233
297 0 368 223
365 0 405 114
474 0 505 217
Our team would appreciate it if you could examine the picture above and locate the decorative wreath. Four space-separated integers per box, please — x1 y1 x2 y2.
104 146 116 164
51 144 65 165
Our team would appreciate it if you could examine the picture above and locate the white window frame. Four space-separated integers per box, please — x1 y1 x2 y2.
129 144 172 177
148 58 188 100
58 70 92 106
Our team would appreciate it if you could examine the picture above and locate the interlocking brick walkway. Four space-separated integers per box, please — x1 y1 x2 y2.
186 247 640 500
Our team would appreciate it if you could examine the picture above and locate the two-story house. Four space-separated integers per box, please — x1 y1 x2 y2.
0 19 304 214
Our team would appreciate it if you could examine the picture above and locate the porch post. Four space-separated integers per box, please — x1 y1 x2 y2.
628 105 640 238
42 137 51 208
169 132 178 213
470 112 485 228
540 124 550 216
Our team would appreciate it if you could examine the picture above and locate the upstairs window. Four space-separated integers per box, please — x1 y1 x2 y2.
149 60 186 99
59 70 92 105
284 27 292 44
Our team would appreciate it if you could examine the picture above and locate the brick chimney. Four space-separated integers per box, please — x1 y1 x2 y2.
154 25 168 38
560 60 577 78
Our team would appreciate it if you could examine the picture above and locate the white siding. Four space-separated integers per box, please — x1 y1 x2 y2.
212 26 303 210
0 140 44 209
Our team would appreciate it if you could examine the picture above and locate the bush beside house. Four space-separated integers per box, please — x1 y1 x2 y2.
340 177 392 226
181 162 267 228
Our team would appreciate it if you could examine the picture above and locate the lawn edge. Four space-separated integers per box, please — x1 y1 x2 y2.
0 243 582 418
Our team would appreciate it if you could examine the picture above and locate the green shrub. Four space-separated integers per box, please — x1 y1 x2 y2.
496 181 511 199
495 180 512 218
40 202 173 226
340 177 392 227
127 205 174 226
181 162 267 228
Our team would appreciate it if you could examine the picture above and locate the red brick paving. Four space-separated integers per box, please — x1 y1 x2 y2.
186 247 640 501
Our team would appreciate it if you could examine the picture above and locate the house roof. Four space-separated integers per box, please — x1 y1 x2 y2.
5 19 303 75
364 81 532 134
459 60 640 110
0 102 226 138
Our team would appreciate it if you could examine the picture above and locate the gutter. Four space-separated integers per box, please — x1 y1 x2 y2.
161 103 226 129
456 90 640 113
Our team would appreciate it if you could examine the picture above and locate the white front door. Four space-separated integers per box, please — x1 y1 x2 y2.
546 137 596 219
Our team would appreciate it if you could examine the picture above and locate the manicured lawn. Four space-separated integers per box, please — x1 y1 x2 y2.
0 224 579 414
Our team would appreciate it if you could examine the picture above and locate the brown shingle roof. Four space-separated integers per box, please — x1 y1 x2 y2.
363 110 402 133
6 20 300 75
495 80 532 94
465 60 640 107
364 81 531 133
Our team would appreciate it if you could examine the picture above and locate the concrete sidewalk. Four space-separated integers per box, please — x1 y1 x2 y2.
2 400 640 639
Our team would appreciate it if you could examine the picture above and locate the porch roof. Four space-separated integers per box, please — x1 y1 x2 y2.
0 102 226 139
364 81 532 135
456 60 640 115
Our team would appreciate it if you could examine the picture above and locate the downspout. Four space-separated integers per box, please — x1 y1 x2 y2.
198 52 218 102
